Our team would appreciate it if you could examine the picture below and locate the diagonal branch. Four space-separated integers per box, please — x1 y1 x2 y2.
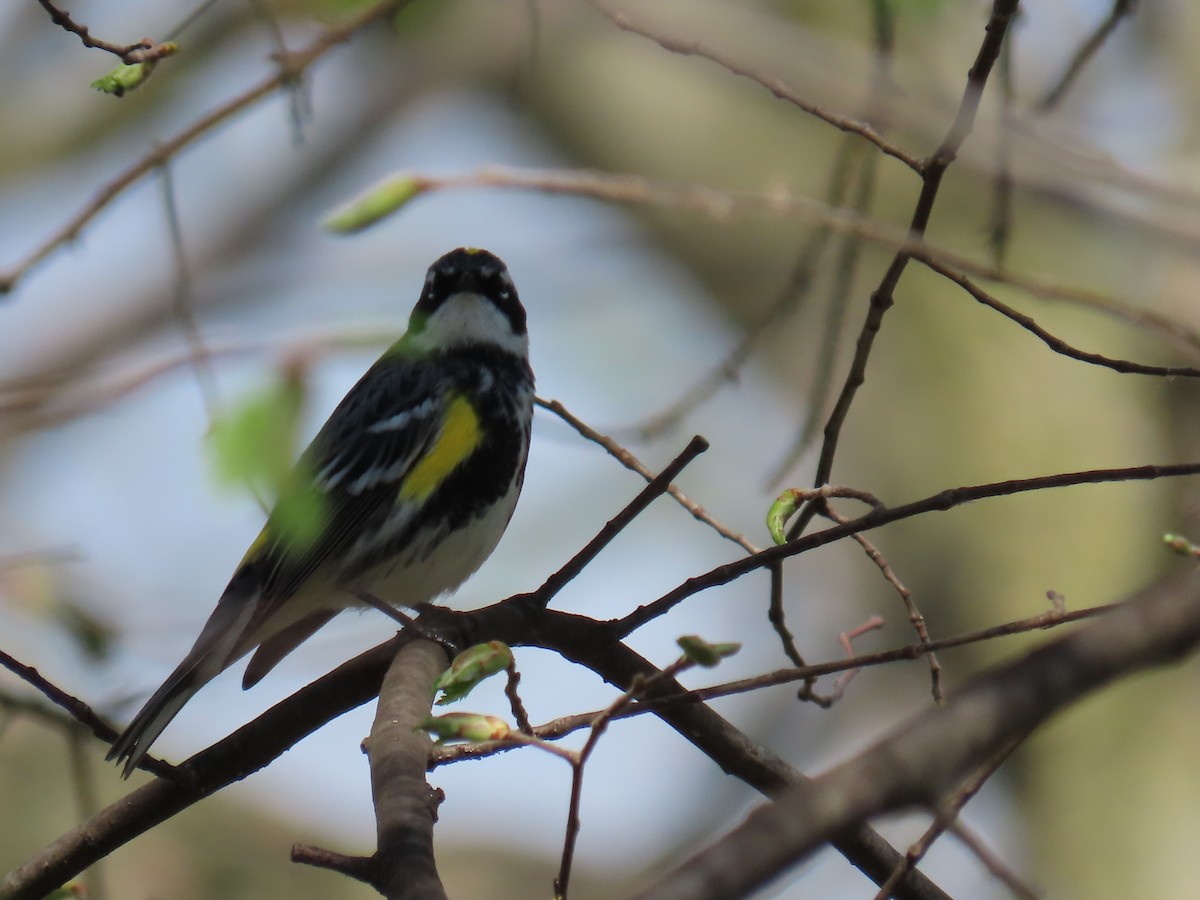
632 567 1200 899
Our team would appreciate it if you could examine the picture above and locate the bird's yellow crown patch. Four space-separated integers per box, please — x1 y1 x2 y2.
400 394 482 501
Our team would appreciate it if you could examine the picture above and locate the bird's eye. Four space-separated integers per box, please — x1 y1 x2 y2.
497 290 511 301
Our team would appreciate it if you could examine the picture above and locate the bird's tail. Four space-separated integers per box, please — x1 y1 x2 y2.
107 591 259 778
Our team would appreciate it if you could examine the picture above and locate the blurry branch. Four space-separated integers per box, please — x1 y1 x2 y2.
874 737 1026 900
35 0 177 65
583 0 922 171
0 635 405 900
800 0 1020 538
632 569 1200 900
1038 0 1140 111
158 164 220 426
431 601 1109 768
621 460 1200 632
917 253 1200 379
0 0 420 295
331 164 1200 363
756 0 896 480
989 26 1016 269
635 129 871 444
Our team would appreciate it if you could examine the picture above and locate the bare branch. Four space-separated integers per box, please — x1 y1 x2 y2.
622 460 1200 632
35 0 174 65
365 639 450 899
1 0 419 294
583 0 922 171
801 0 1020 538
634 569 1200 898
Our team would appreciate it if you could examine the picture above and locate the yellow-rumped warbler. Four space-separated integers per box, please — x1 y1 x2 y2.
108 247 534 777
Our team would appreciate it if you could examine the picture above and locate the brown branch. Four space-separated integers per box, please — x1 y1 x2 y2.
622 460 1200 633
538 398 758 552
429 601 1109 768
802 0 1020 537
523 434 709 606
632 568 1200 899
364 639 450 899
35 0 173 65
324 165 1200 363
0 648 177 776
583 0 922 171
917 253 1200 379
1 0 418 295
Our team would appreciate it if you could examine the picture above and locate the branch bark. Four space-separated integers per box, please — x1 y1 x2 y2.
633 566 1200 898
365 639 450 900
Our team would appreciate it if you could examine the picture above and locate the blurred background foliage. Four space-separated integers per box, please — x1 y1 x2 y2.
4 0 1200 897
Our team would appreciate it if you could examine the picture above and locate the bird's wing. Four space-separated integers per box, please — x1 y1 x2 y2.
234 352 453 632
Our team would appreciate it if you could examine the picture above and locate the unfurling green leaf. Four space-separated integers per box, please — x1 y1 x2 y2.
767 488 805 545
91 43 178 97
434 641 514 704
324 175 426 233
677 635 740 667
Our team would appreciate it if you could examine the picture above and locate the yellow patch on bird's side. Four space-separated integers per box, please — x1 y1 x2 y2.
399 394 482 501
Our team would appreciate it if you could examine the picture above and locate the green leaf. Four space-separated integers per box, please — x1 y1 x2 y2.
766 488 805 545
434 641 514 705
208 366 327 551
90 43 178 97
324 175 426 233
209 372 307 490
677 635 741 668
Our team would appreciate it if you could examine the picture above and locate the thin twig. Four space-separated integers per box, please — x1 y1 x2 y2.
621 459 1200 633
948 821 1041 900
583 0 922 172
917 253 1200 379
505 660 533 734
556 658 692 898
2 0 417 294
798 0 1020 541
538 399 761 551
35 0 175 64
158 164 220 427
827 504 944 702
528 435 709 606
429 603 1109 768
1038 0 1139 111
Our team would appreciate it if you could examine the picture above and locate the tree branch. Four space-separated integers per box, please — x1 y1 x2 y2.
633 567 1200 898
365 639 450 899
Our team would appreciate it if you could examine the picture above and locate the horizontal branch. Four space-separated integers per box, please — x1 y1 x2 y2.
620 461 1200 632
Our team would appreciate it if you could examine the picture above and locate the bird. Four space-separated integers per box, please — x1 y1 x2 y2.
107 247 535 777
